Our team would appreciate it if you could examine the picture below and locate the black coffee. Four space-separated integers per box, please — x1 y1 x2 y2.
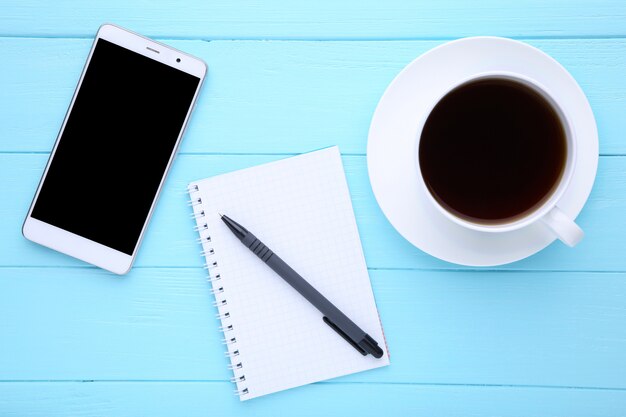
419 78 567 224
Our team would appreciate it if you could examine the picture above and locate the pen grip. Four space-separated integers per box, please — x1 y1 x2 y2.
242 235 275 262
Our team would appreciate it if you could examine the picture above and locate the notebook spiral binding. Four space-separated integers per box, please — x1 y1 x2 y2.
187 184 249 398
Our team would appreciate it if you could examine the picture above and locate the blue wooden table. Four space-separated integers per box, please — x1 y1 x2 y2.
2 1 626 416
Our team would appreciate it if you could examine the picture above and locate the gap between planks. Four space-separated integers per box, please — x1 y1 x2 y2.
2 266 626 274
0 380 626 392
2 34 626 42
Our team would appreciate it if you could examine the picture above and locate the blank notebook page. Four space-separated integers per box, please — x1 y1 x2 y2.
189 146 389 400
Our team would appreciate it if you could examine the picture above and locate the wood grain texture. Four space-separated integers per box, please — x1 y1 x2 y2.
1 38 625 155
1 382 626 417
2 2 626 413
1 154 623 270
2 268 626 389
0 0 625 39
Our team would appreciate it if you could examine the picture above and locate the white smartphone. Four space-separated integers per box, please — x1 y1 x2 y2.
22 24 207 274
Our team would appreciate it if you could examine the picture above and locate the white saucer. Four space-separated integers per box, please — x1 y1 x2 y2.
367 37 598 266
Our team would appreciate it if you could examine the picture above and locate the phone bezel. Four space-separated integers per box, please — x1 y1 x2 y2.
22 24 207 274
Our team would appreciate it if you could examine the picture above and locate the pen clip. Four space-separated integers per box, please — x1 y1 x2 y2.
323 316 367 356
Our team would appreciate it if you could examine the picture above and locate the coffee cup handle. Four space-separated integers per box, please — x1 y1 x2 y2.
540 206 584 247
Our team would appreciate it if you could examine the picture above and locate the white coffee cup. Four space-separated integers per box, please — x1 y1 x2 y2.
414 71 583 247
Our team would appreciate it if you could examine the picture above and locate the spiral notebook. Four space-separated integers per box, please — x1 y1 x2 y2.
188 146 389 400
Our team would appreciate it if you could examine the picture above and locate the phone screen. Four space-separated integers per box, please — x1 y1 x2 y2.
31 38 200 255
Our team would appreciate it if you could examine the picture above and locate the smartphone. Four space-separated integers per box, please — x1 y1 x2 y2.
22 24 207 274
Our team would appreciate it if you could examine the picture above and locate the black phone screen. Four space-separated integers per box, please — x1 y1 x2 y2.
31 38 200 255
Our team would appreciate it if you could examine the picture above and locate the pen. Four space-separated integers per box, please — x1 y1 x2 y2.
219 213 384 359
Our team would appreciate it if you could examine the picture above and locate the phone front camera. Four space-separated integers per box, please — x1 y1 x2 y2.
176 58 181 63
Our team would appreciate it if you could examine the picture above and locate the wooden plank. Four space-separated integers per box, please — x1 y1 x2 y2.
1 154 624 270
1 382 625 417
0 38 625 155
1 268 626 389
0 0 625 39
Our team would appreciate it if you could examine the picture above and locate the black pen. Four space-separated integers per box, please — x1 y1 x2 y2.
219 213 384 359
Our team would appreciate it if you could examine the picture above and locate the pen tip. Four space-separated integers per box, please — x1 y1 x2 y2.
218 212 224 218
